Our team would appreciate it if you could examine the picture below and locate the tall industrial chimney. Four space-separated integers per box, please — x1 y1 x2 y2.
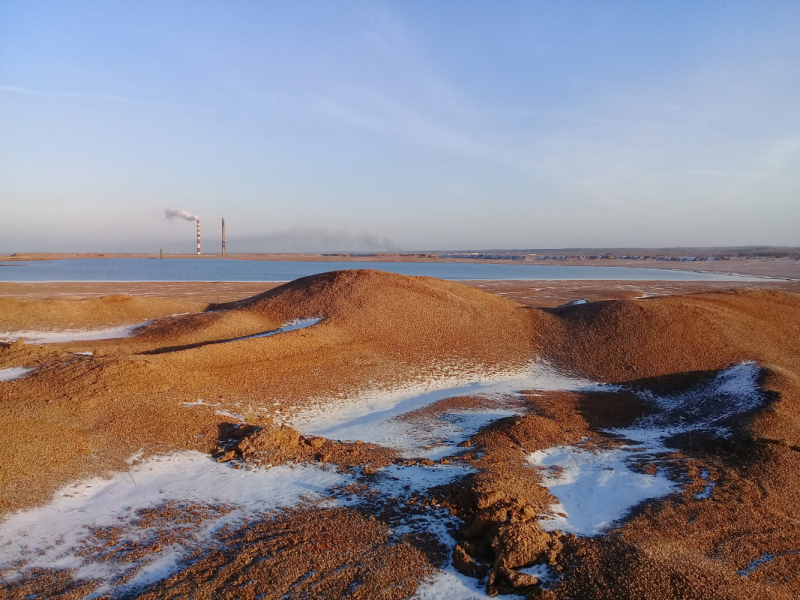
221 218 226 255
196 219 201 255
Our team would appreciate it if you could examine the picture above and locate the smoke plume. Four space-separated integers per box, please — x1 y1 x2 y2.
164 208 199 221
230 228 399 253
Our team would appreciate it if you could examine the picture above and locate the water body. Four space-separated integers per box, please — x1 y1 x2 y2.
0 258 761 282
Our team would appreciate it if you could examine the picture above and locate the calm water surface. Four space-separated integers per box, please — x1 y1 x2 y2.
0 258 761 282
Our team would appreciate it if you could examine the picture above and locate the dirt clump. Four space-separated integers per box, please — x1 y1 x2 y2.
0 339 24 352
213 419 399 472
432 395 595 595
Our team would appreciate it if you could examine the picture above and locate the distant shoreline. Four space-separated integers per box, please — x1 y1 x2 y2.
1 252 798 281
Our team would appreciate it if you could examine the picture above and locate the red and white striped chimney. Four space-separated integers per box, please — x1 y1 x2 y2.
196 219 201 255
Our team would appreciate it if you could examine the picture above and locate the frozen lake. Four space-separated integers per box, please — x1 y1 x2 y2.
0 258 761 282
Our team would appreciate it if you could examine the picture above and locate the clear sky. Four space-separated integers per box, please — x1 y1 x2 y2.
1 1 798 253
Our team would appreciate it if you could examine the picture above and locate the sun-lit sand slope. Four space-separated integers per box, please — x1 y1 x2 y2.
542 289 800 447
0 294 206 332
1 271 799 599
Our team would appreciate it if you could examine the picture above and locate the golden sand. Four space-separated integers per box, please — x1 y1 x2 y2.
1 270 798 599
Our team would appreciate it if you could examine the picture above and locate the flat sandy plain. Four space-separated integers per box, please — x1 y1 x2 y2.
1 258 799 599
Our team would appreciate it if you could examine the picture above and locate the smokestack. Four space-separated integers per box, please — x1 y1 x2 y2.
196 219 201 255
221 218 226 255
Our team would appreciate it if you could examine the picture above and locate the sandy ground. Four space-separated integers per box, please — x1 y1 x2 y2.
2 278 799 309
1 270 799 599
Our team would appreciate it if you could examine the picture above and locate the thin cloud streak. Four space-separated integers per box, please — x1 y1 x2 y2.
0 85 176 109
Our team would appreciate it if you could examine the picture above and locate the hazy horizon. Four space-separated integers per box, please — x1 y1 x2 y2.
1 1 798 254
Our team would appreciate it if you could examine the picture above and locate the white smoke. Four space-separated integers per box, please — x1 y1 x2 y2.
231 228 399 252
164 209 199 221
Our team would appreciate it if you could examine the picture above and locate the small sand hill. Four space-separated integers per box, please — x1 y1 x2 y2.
543 289 800 382
542 289 800 448
0 295 204 331
221 268 537 360
130 270 540 402
129 269 538 357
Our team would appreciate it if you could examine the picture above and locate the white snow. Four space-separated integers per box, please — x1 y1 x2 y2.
182 399 219 407
529 362 766 536
319 407 520 459
0 366 32 381
738 554 774 577
529 444 677 535
625 361 764 438
413 570 525 600
372 464 474 496
296 360 613 437
0 322 150 344
518 562 557 583
695 470 715 500
0 451 351 597
228 316 323 341
288 360 613 458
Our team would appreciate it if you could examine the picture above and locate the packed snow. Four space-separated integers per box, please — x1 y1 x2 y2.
530 362 765 536
0 366 33 381
228 316 323 341
529 443 677 535
297 359 614 437
0 451 352 597
0 322 150 344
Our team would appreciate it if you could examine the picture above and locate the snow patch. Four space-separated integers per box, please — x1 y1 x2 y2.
738 554 774 577
695 470 715 500
413 570 525 600
0 322 151 344
0 366 32 381
530 363 765 536
626 362 764 438
0 451 351 597
529 444 677 536
297 360 613 437
182 399 219 407
518 562 557 584
228 317 323 341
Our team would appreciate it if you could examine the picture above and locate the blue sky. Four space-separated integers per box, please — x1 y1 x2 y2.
1 1 798 253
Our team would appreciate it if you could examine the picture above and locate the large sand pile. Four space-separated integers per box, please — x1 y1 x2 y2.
0 270 537 515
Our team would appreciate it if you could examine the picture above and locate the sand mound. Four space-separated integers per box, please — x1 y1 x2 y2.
541 289 800 449
122 270 539 421
543 290 800 382
0 271 537 517
213 268 539 361
213 419 398 472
